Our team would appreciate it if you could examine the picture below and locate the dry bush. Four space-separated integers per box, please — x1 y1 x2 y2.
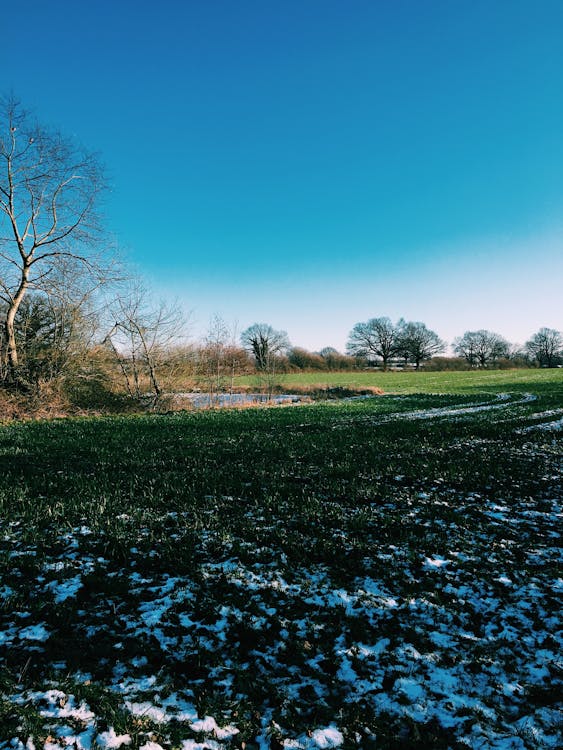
0 388 30 421
0 380 73 422
0 346 137 421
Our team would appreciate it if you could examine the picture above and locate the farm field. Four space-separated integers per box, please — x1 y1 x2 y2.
0 371 562 749
237 367 563 396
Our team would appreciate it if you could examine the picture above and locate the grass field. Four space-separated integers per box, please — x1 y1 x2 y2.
238 367 563 397
0 370 562 749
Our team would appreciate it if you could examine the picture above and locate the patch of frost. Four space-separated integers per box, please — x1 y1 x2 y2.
190 716 239 740
46 574 83 603
18 624 50 641
96 729 131 749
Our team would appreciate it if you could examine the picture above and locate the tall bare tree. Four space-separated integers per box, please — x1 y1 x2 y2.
396 320 446 369
224 322 251 396
453 330 510 368
241 322 290 398
525 327 562 368
104 280 186 404
241 323 290 370
0 288 94 384
199 317 249 403
201 314 230 404
0 95 109 386
346 317 399 370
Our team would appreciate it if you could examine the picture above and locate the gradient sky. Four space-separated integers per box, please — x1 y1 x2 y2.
4 0 562 351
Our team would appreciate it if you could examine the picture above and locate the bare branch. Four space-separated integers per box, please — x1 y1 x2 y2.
0 95 110 383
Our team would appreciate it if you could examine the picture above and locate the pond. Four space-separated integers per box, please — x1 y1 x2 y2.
169 392 304 408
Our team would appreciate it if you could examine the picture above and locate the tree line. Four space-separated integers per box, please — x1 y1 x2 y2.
239 319 563 375
1 97 561 410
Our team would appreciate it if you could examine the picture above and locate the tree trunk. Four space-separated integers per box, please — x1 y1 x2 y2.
3 266 31 385
137 326 161 404
5 309 19 372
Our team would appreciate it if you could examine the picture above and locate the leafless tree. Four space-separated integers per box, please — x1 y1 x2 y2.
319 347 359 371
241 322 290 398
453 330 510 368
104 280 186 404
0 95 111 386
0 287 95 384
241 323 290 370
223 321 250 396
396 320 446 369
525 327 562 368
199 317 249 403
201 314 230 404
346 317 399 370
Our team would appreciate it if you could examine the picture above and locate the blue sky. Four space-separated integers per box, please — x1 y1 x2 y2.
4 0 562 351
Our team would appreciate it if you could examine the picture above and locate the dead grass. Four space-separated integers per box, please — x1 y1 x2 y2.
0 376 135 423
0 382 74 422
274 383 384 399
0 378 384 423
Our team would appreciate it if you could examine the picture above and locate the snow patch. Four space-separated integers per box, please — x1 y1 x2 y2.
18 624 50 641
46 575 83 603
96 729 131 749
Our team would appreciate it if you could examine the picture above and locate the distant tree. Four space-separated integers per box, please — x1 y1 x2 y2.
525 327 563 368
241 323 290 370
288 347 327 370
424 356 471 372
0 95 110 387
223 321 251 395
453 330 510 368
199 316 249 401
201 314 230 402
396 320 446 369
241 323 290 398
319 347 360 371
319 346 338 358
346 317 399 370
224 343 252 392
505 344 529 369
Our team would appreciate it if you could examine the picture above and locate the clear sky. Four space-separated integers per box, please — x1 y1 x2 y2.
4 0 562 352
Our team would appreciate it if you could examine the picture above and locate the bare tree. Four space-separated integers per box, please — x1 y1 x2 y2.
0 95 110 386
241 322 290 398
199 317 250 403
201 314 230 405
319 347 359 371
223 320 250 396
104 280 186 404
0 287 94 384
241 323 290 370
346 317 399 370
453 330 510 368
525 327 562 368
396 320 446 369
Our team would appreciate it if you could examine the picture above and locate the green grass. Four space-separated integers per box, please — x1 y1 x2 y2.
0 370 561 748
238 366 563 397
